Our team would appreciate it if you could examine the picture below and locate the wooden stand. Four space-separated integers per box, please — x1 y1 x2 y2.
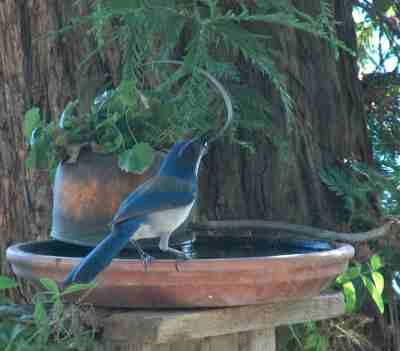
98 293 344 351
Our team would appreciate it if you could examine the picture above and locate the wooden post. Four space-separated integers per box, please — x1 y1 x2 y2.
98 294 344 351
247 329 275 351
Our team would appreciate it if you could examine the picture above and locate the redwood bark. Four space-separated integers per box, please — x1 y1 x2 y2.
199 0 371 230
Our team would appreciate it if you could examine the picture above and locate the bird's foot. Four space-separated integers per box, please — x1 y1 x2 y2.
166 247 190 260
131 240 154 271
163 248 191 272
140 253 154 271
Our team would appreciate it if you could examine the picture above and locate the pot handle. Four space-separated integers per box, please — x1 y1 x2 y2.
142 60 233 144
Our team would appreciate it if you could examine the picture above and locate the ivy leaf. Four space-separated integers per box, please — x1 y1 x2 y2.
370 254 383 271
362 276 384 314
342 281 357 313
118 143 154 174
336 264 361 285
0 276 18 290
25 135 52 170
372 271 384 295
23 108 41 140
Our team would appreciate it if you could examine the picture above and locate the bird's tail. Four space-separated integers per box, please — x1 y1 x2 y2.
63 219 141 286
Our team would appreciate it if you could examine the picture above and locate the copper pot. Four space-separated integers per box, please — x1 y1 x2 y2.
51 149 192 247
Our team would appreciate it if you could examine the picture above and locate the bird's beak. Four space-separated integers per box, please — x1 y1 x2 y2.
199 132 211 150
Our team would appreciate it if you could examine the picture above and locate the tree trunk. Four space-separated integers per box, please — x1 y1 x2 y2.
0 0 115 274
199 0 372 230
0 0 372 275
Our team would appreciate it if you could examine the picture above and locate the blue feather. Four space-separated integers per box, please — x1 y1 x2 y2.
63 137 207 287
63 219 141 285
112 176 195 224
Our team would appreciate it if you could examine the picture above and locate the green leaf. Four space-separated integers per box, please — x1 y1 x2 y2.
362 276 385 314
59 100 79 129
342 281 357 313
23 108 41 140
118 143 154 174
372 271 384 295
117 80 138 108
33 301 50 344
370 254 384 271
0 276 17 290
61 282 97 296
39 278 59 296
34 301 47 326
336 264 361 284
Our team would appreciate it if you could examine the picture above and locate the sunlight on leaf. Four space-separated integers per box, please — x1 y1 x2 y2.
343 281 357 313
362 276 384 314
370 254 383 271
372 271 384 295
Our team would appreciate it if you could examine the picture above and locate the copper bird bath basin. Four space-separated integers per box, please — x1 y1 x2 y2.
7 234 354 308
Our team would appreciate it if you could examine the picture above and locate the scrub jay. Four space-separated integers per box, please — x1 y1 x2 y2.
63 136 208 285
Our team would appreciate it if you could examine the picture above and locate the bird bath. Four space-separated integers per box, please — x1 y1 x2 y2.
6 233 353 308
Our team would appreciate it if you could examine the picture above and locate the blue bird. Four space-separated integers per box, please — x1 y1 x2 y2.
63 136 208 286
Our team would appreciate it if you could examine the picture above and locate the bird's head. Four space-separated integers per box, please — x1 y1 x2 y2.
159 135 208 180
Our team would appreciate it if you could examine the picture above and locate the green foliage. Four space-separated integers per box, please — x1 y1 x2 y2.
355 3 399 73
118 142 155 173
23 108 41 140
279 322 329 351
336 255 385 314
0 277 18 290
87 0 344 134
0 276 97 351
26 1 348 175
355 3 400 217
319 160 389 228
303 322 329 351
24 85 158 174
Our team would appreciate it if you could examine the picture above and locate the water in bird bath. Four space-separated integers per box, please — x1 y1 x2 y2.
17 233 332 259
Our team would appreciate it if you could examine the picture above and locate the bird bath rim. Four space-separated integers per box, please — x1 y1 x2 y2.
7 239 353 263
7 237 354 308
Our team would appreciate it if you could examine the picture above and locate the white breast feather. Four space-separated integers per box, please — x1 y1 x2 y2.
132 201 195 240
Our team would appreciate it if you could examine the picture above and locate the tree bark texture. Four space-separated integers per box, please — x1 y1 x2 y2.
199 0 372 229
0 1 371 273
0 0 118 274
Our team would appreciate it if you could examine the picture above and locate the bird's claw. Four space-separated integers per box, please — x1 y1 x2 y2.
140 254 154 271
174 251 191 272
176 252 190 260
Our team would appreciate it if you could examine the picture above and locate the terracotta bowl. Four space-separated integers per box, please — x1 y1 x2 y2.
6 236 354 308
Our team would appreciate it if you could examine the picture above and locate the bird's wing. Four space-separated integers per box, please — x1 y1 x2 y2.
112 176 195 225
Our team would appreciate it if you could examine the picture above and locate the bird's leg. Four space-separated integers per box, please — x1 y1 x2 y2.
159 234 190 260
131 239 154 269
159 234 190 272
